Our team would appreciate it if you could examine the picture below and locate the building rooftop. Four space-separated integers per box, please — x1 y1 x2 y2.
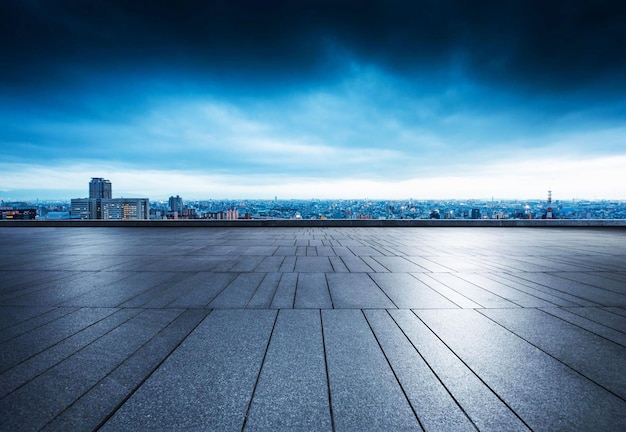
1 226 625 431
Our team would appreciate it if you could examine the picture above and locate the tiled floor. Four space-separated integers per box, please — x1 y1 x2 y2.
1 227 625 431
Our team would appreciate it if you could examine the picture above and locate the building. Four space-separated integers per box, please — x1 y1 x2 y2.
0 207 37 220
70 198 98 220
89 177 112 200
70 178 148 220
169 195 183 213
101 198 149 220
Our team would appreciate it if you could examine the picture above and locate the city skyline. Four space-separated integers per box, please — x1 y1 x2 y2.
2 1 626 201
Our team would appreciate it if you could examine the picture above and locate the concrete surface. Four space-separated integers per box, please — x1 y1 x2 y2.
0 226 625 431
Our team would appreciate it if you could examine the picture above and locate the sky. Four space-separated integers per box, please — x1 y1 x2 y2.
1 0 625 201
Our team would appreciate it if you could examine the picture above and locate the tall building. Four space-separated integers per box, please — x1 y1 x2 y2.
169 195 183 213
89 178 112 199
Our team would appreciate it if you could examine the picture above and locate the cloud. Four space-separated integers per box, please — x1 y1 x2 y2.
1 2 625 200
2 1 625 95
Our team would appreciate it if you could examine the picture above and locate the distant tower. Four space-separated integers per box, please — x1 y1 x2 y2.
89 178 112 199
545 190 554 219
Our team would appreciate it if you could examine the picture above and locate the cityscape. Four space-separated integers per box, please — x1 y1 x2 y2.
1 177 625 221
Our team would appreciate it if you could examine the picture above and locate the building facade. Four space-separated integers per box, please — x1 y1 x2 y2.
70 198 99 220
101 198 149 220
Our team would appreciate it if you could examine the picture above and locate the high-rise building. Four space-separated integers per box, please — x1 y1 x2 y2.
169 195 183 213
89 178 112 200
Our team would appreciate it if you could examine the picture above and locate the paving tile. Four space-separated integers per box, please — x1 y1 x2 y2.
540 307 626 347
100 310 276 431
60 272 180 308
270 273 297 309
416 309 626 431
295 273 332 308
294 256 334 272
245 310 331 431
42 309 208 432
322 309 421 431
326 273 395 309
370 273 459 309
364 310 476 431
389 309 528 431
167 272 237 308
552 272 626 295
253 255 285 272
478 272 581 307
0 309 184 432
328 256 349 272
480 308 626 399
0 307 117 373
510 272 625 306
426 273 523 308
0 306 76 343
412 274 482 308
558 306 626 334
456 273 557 307
247 273 282 308
372 256 429 273
209 273 266 308
0 308 140 399
339 255 374 272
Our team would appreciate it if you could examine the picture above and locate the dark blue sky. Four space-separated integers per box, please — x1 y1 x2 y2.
2 0 625 200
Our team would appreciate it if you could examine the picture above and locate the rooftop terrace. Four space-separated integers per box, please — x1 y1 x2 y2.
1 226 625 431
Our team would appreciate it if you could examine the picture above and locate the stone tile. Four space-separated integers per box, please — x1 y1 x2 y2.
389 309 528 431
540 307 626 347
167 272 237 308
0 307 117 373
209 273 266 308
295 273 332 308
247 273 282 309
412 274 483 309
364 310 476 431
100 310 276 431
0 309 184 431
370 273 459 309
416 309 626 431
0 306 76 343
326 273 395 309
270 273 297 309
43 309 208 431
322 309 421 431
0 309 140 399
294 256 334 273
510 272 624 306
480 308 626 399
245 310 331 431
339 255 374 272
426 273 521 308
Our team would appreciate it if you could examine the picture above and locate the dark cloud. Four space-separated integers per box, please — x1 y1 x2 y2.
1 0 625 94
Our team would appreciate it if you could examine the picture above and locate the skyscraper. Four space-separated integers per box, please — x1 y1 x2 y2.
89 177 112 200
169 195 183 213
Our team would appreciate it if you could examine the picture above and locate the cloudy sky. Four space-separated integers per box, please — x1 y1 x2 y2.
1 0 625 201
